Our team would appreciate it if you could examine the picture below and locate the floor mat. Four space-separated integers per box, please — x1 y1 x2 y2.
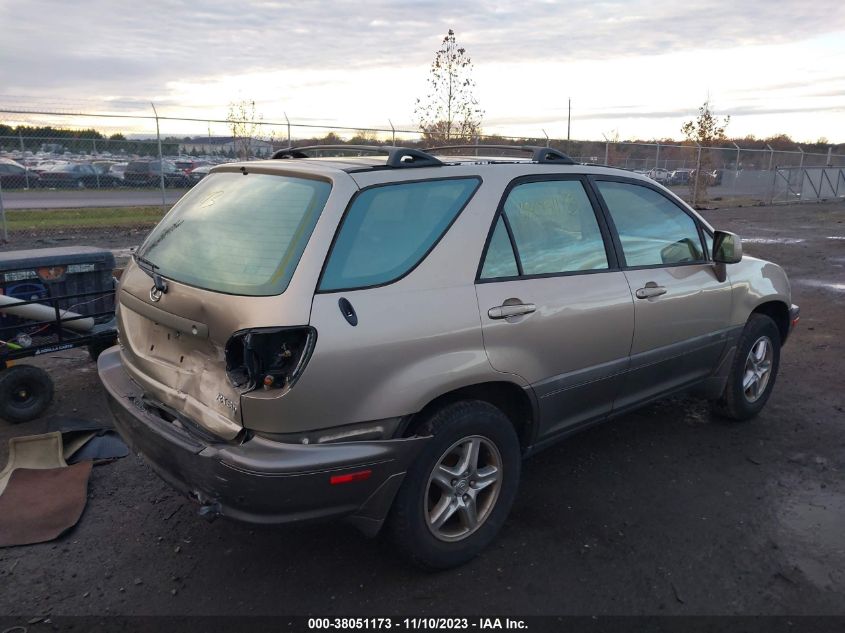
67 431 128 463
0 462 92 547
0 432 66 496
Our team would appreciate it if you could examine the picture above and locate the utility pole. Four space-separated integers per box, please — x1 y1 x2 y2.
567 98 571 151
151 102 166 210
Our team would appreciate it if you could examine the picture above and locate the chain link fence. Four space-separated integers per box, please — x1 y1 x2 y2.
1 107 844 256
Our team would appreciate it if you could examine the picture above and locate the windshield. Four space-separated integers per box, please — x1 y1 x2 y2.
137 171 332 296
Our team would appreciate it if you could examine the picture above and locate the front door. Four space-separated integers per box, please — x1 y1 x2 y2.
592 178 734 411
475 176 635 440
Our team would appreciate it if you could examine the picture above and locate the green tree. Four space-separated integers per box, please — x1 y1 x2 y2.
681 100 729 201
226 100 262 159
414 29 484 144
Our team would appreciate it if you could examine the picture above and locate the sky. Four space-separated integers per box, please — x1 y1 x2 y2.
1 0 844 143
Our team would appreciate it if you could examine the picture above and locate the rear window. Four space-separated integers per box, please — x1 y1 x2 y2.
138 172 331 296
319 178 480 292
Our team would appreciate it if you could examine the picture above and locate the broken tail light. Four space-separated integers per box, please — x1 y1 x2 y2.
224 326 316 393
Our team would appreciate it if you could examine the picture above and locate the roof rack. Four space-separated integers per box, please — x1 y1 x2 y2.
270 145 443 169
425 145 576 165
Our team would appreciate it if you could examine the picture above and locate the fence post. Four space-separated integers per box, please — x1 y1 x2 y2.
693 143 702 207
0 177 7 243
655 143 660 170
388 119 395 146
284 112 291 148
542 129 549 148
733 142 741 190
604 142 609 166
19 131 30 190
151 102 166 211
766 144 774 172
827 146 833 167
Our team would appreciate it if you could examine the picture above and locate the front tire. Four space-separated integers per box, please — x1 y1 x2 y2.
386 400 521 569
713 314 781 421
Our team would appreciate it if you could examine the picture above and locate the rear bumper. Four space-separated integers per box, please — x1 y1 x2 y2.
97 347 428 534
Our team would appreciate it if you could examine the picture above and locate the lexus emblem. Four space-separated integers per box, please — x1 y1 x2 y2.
149 286 163 302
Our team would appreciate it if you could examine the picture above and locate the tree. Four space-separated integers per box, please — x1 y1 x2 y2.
681 100 729 202
227 100 263 160
414 29 484 144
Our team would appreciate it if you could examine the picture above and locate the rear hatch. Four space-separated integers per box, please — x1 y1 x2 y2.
116 168 335 440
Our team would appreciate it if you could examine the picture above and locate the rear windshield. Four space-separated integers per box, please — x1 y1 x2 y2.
137 171 332 296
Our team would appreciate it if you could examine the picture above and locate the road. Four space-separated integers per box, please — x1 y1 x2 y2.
0 188 186 209
0 202 843 620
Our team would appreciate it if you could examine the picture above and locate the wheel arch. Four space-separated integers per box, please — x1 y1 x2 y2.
401 380 537 452
751 300 790 343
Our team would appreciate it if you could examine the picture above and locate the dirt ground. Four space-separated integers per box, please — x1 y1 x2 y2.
0 201 843 618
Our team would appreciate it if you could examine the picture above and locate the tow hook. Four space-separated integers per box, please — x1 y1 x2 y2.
198 502 221 523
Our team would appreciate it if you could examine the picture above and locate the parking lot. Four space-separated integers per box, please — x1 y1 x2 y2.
0 201 842 617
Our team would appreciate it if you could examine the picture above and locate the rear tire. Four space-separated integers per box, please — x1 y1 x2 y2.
0 365 54 424
713 314 781 421
386 400 521 570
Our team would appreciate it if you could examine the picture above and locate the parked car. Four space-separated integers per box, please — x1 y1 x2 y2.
0 158 40 189
187 164 213 183
89 162 124 188
646 167 670 183
669 168 693 186
123 160 192 187
99 145 798 569
38 163 101 189
108 162 129 184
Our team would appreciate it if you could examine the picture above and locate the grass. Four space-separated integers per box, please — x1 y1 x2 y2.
1 206 169 232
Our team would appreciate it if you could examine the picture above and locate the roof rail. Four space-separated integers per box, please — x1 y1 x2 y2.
270 145 442 168
425 144 576 165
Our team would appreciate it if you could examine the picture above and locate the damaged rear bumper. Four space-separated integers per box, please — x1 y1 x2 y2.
97 347 428 536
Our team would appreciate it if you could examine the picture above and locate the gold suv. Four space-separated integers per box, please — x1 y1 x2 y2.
99 145 798 568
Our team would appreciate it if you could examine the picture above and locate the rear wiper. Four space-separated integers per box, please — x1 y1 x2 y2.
134 252 158 276
134 253 169 295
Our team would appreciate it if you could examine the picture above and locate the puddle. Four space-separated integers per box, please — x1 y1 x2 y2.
743 237 806 245
777 489 845 588
795 279 845 293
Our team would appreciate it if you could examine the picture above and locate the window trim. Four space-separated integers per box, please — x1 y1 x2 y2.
316 175 483 294
587 175 710 271
475 174 620 284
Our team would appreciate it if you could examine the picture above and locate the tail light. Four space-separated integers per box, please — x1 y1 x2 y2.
224 326 316 392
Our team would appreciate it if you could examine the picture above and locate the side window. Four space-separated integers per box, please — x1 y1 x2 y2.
596 181 705 267
480 216 518 279
703 231 714 260
320 178 480 291
484 179 609 277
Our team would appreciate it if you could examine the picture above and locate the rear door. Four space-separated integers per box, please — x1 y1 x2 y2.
591 178 733 411
475 176 635 441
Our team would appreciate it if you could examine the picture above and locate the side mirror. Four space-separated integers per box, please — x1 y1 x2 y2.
713 230 742 264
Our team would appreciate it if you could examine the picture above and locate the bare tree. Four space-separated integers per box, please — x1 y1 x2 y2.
227 100 263 160
682 100 729 200
414 29 484 144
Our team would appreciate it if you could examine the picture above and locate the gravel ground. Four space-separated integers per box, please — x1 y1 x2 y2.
0 201 843 617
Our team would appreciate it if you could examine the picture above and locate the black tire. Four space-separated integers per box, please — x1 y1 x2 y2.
713 314 781 421
386 400 521 570
0 365 54 424
87 338 115 362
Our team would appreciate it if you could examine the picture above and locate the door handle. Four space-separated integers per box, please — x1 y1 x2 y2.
488 302 536 319
635 282 667 299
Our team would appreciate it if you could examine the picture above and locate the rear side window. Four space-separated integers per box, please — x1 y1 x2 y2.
481 179 609 278
319 178 480 292
596 181 705 267
138 172 331 296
